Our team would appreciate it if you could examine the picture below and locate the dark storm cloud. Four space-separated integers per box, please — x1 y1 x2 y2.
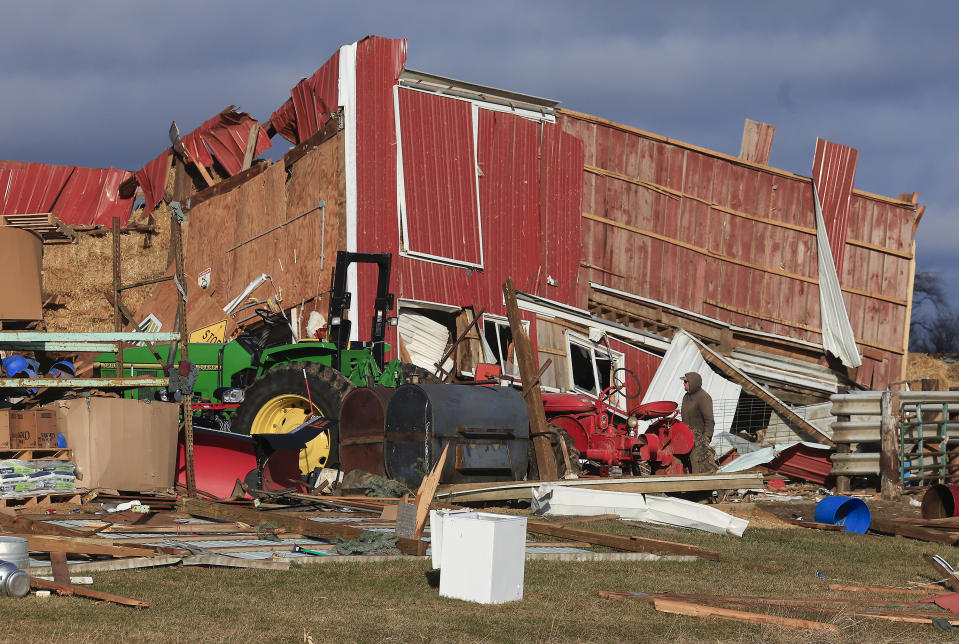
2 1 957 293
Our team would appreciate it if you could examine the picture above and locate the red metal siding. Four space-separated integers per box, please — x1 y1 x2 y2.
135 151 170 217
291 51 340 143
608 337 663 393
540 125 585 306
812 138 859 276
559 111 916 389
397 89 482 265
0 160 134 226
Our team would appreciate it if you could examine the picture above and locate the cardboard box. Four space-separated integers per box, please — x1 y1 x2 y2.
9 410 58 449
0 227 43 321
48 398 179 492
0 411 10 450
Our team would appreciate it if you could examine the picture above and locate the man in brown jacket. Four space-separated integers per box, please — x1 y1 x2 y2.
680 371 717 474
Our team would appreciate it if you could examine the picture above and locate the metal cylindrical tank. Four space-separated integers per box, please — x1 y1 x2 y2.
0 537 28 572
339 387 395 476
384 384 530 487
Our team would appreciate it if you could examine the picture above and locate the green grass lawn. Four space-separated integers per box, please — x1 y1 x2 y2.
2 508 957 643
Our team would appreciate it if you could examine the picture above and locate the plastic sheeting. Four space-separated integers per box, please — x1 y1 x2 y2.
814 183 861 369
640 330 741 434
531 484 748 537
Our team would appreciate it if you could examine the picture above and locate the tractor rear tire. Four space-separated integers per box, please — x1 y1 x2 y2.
231 362 354 473
528 424 581 480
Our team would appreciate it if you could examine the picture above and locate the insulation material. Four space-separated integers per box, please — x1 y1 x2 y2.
814 183 862 368
640 330 741 434
0 160 134 226
134 151 170 217
532 484 748 537
398 312 453 374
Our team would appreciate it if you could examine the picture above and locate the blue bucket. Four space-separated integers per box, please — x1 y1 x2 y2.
814 496 871 533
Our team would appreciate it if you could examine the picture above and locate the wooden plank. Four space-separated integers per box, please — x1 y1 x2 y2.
525 520 721 560
26 535 160 558
181 555 290 571
869 518 959 545
413 444 449 539
653 598 840 634
583 212 907 307
30 577 149 608
185 161 269 210
829 584 939 596
881 391 902 500
436 473 763 502
241 123 259 171
178 498 425 556
781 518 846 531
29 555 182 576
0 510 96 538
691 336 836 446
504 277 558 480
50 551 69 585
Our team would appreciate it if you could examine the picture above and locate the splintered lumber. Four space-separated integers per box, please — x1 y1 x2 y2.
653 598 840 634
0 510 97 538
525 520 721 560
435 472 763 503
179 498 426 555
504 277 558 480
869 517 959 545
30 577 149 608
26 535 162 558
599 590 926 610
781 518 847 531
414 444 449 539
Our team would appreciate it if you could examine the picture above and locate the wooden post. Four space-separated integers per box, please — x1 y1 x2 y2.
112 216 124 378
880 390 901 501
503 278 558 481
171 213 196 496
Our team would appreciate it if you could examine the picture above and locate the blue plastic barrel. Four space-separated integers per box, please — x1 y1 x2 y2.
814 496 871 533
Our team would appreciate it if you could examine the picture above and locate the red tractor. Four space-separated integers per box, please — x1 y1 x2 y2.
542 370 696 476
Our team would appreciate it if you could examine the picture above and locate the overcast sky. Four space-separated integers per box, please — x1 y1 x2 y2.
3 2 956 307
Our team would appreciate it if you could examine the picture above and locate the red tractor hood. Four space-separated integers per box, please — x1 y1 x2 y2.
542 392 596 414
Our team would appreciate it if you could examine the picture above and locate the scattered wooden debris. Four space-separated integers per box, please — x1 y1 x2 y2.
653 598 840 634
30 576 149 608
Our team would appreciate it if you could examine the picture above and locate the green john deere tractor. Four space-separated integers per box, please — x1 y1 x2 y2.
95 252 427 475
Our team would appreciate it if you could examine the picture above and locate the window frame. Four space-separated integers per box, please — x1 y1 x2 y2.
565 330 625 404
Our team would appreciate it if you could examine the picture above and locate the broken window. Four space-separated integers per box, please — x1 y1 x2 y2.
482 315 527 378
566 332 624 399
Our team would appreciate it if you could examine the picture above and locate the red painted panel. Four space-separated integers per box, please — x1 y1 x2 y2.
812 138 858 276
0 160 75 214
608 337 663 394
199 112 272 177
0 160 134 226
397 88 482 266
55 165 135 226
269 98 298 144
291 51 340 143
135 151 169 217
540 127 584 306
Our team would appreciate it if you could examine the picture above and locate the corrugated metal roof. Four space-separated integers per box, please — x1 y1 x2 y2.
269 98 298 144
0 160 134 226
399 68 559 112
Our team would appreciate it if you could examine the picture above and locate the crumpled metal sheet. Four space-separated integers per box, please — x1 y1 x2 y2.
269 97 298 144
134 150 170 217
177 109 271 176
814 182 862 368
0 160 134 226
